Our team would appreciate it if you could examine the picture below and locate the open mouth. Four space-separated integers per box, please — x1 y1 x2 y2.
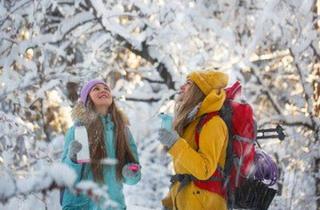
98 94 108 99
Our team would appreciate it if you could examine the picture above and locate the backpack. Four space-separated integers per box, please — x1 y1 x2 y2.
193 81 278 210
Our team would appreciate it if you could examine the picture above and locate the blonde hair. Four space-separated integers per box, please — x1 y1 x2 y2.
173 82 205 136
87 98 137 182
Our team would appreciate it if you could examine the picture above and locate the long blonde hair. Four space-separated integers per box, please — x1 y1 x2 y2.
173 82 205 136
87 99 137 182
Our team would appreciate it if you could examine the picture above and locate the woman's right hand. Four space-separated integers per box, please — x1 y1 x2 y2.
68 140 82 162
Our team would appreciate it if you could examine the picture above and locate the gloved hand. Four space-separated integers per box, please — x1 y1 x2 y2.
68 140 82 162
122 163 141 178
157 128 179 148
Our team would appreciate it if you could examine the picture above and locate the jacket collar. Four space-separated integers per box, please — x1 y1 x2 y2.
72 102 112 127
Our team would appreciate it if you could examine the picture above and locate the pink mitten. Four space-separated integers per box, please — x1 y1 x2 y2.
128 164 139 172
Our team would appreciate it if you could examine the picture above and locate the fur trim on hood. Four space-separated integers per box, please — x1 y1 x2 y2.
71 101 130 126
71 102 99 125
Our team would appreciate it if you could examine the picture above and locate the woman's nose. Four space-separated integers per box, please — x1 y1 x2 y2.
97 90 108 96
99 88 108 93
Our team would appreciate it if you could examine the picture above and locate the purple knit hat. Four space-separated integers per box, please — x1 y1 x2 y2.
80 79 109 106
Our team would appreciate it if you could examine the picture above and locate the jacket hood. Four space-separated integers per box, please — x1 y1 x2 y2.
186 70 228 117
196 89 226 117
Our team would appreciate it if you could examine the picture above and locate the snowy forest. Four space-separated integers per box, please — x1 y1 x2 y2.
0 0 319 209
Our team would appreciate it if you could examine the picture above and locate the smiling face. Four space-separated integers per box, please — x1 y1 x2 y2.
89 83 113 112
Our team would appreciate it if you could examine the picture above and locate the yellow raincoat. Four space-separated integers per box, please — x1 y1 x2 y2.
162 70 229 210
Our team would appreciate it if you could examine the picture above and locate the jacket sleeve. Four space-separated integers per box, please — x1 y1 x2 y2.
61 126 83 181
122 128 141 185
168 117 227 180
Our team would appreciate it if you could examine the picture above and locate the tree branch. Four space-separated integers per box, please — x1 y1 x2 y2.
84 0 175 89
289 48 319 142
124 97 161 103
260 115 314 130
142 77 166 84
248 62 283 114
0 0 33 28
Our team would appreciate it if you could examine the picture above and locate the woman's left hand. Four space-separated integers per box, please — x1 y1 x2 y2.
122 163 141 178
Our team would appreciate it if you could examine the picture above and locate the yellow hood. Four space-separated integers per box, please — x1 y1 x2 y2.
187 70 228 116
197 89 226 117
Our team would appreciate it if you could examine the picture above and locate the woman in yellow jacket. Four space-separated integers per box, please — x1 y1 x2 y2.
157 70 229 210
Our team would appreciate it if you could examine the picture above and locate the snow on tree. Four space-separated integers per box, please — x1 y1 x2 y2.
0 0 319 209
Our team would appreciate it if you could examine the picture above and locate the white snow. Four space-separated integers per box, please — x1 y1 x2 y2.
0 0 319 210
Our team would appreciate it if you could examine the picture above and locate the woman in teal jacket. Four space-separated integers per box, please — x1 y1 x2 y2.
61 79 141 210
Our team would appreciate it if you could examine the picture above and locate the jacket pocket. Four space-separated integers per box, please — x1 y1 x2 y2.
192 187 227 210
192 188 207 209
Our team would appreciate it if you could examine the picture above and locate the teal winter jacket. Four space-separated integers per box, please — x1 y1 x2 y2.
61 112 141 210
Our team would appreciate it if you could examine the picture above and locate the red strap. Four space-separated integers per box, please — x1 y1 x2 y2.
195 111 219 147
194 169 227 198
194 112 226 197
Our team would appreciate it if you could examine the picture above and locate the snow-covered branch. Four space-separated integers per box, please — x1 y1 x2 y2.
0 163 118 209
0 0 319 209
259 114 314 129
85 0 176 89
0 163 75 204
124 97 160 102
